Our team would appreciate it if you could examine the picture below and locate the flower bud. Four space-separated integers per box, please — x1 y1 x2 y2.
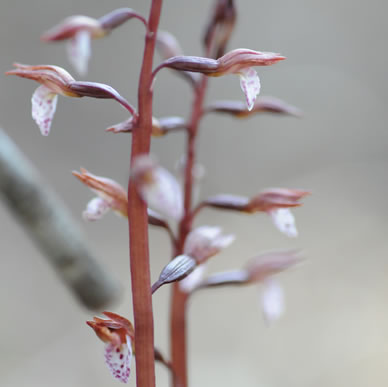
205 97 302 118
152 254 197 293
131 155 183 220
203 194 250 211
98 8 146 31
106 116 185 136
203 0 236 57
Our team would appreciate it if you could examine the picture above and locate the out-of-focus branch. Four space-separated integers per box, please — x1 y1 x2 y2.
0 128 121 310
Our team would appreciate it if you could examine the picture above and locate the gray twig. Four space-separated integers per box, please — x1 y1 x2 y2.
0 128 121 310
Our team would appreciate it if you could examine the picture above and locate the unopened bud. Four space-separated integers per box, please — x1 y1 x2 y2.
203 194 250 211
204 0 236 57
152 254 197 293
205 97 302 118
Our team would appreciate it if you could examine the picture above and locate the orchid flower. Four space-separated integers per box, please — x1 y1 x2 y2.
72 168 128 220
179 226 235 293
131 155 184 220
42 16 105 75
246 188 310 238
5 63 134 135
87 312 134 383
158 48 285 110
203 188 310 238
245 250 302 323
41 9 147 75
6 64 79 135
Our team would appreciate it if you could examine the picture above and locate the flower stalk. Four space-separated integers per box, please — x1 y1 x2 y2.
127 1 163 387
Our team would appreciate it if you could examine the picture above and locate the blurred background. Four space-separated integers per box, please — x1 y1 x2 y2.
1 0 388 386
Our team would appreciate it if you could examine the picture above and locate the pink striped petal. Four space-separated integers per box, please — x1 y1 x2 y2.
67 30 91 75
239 67 261 111
31 85 58 136
104 336 132 383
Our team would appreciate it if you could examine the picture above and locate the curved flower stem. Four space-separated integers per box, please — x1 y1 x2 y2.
170 74 209 387
127 1 163 387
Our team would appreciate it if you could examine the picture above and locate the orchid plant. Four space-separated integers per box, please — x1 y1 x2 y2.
6 1 308 386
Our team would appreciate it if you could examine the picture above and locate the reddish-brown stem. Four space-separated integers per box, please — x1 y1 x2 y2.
170 75 209 387
127 1 163 387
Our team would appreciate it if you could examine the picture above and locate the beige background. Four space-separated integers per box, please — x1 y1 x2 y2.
1 0 388 386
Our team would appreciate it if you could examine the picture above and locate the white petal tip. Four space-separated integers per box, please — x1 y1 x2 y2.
179 265 206 293
261 280 284 324
239 67 261 111
82 197 111 221
31 85 58 136
67 30 91 76
270 208 298 238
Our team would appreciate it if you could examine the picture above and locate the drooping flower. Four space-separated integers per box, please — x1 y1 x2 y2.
203 188 309 238
179 226 235 293
159 49 285 110
192 249 302 323
245 250 302 323
41 9 146 75
246 188 310 238
87 312 134 383
184 226 235 264
6 64 78 135
205 96 302 118
6 63 134 135
131 155 183 220
72 168 128 220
